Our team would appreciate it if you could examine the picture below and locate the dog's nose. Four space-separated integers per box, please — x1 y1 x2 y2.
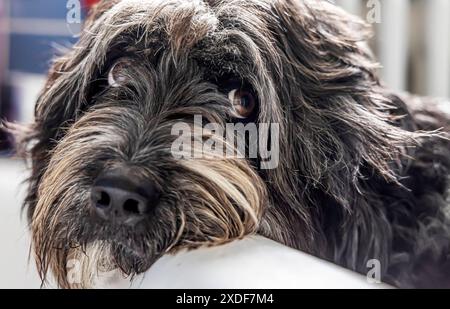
91 169 160 226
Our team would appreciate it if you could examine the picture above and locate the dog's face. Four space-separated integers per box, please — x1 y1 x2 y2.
26 0 415 287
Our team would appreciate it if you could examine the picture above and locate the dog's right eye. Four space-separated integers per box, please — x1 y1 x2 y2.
228 88 257 119
108 57 134 88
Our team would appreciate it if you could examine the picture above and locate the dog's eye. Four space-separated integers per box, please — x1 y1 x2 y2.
228 88 256 118
108 58 133 87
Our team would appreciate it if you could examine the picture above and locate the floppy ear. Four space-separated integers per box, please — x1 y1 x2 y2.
268 0 421 192
24 0 121 219
272 0 377 88
258 0 426 253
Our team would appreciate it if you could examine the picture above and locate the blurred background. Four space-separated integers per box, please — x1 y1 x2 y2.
0 0 98 154
335 0 450 97
0 0 448 288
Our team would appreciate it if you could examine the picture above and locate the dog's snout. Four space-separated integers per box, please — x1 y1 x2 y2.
91 186 149 224
91 169 160 226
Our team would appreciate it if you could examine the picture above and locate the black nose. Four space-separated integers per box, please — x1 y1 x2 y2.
91 168 160 226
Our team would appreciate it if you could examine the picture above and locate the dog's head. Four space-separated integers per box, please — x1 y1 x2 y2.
24 0 418 288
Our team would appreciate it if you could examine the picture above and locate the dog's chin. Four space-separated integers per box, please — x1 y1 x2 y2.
110 241 160 275
80 214 180 281
99 223 172 275
60 233 165 289
32 200 178 288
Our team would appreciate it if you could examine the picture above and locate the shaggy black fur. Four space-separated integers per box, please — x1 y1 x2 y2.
3 0 449 288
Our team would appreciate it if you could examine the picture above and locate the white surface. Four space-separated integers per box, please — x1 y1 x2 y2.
100 236 386 289
0 159 41 288
9 72 46 123
0 159 386 289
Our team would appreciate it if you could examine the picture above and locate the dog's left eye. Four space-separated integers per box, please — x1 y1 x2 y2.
108 58 133 87
228 88 257 119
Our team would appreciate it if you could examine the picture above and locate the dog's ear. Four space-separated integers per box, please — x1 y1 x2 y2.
270 0 376 96
266 1 421 207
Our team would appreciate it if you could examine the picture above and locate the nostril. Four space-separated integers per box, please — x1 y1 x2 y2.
123 199 143 215
97 191 111 208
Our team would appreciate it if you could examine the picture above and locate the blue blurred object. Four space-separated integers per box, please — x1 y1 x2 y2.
8 0 81 74
10 0 70 20
9 34 77 74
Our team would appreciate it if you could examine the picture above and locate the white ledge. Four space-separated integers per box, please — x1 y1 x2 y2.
99 236 390 289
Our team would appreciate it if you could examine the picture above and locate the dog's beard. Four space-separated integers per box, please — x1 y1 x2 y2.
32 106 266 288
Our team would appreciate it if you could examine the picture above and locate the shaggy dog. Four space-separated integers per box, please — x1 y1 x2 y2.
8 0 450 288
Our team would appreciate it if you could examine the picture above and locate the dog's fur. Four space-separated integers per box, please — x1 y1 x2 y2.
12 0 450 288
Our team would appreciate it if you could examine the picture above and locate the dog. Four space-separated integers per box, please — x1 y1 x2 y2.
8 0 450 288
